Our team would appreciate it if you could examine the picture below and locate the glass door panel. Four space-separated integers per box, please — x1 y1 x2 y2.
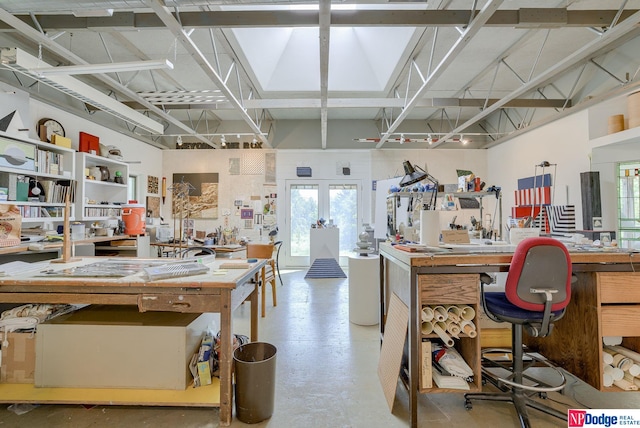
329 184 358 259
288 184 318 265
285 180 361 267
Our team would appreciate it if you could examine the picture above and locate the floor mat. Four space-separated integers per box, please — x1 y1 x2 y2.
304 258 347 279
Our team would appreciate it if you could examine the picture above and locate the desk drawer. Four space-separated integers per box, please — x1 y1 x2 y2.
601 305 640 336
599 273 640 303
138 294 219 313
419 274 479 304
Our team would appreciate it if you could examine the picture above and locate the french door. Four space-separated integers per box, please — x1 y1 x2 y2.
284 179 361 267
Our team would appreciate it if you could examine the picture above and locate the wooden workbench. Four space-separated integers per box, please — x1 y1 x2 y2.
0 256 265 426
379 242 640 428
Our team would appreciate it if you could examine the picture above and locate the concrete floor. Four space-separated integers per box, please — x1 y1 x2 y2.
1 268 639 427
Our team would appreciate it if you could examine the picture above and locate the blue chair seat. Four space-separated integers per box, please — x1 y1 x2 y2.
485 292 564 324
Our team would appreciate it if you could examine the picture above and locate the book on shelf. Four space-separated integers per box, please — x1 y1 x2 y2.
421 339 432 389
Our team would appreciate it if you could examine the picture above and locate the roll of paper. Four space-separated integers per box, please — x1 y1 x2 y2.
460 320 478 338
446 305 461 323
614 378 638 391
613 354 633 371
420 210 440 246
603 336 623 346
603 372 614 387
624 372 640 388
421 306 434 322
603 364 624 381
461 305 476 321
432 305 448 322
421 320 434 335
445 320 461 338
603 352 614 365
433 322 454 347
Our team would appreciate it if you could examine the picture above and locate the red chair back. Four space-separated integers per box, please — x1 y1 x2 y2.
505 237 572 312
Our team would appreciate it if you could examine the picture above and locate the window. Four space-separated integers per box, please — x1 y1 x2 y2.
128 174 138 203
617 162 640 249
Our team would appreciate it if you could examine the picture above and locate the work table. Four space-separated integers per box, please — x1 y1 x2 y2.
0 256 265 426
378 242 640 428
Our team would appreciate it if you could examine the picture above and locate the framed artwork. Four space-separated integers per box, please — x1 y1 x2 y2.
147 176 159 194
240 208 253 220
172 173 219 219
183 219 194 238
146 196 160 218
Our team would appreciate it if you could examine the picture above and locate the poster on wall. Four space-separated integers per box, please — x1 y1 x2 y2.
147 176 159 194
172 173 219 219
146 196 160 218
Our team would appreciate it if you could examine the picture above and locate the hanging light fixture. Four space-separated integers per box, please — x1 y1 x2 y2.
28 59 174 76
220 135 226 147
176 135 183 146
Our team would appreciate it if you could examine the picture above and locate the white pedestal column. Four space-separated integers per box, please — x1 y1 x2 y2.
348 255 379 325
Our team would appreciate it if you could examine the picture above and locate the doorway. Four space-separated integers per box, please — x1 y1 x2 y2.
284 180 361 267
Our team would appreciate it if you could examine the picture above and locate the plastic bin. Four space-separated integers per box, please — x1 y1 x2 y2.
233 342 277 424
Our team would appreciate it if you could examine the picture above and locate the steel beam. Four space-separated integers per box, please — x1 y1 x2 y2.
1 10 638 31
319 0 330 150
432 8 640 148
112 97 570 110
144 0 268 147
376 0 505 149
0 7 213 148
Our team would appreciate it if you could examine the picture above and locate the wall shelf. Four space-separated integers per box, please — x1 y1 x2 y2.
75 152 129 221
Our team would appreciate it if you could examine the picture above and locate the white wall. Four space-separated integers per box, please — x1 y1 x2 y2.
162 149 276 242
28 100 163 205
486 110 592 231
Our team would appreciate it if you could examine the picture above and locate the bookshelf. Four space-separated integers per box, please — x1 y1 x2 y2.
75 152 129 222
0 132 76 224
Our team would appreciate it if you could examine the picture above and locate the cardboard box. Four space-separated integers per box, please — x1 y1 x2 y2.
1 332 36 383
35 305 214 390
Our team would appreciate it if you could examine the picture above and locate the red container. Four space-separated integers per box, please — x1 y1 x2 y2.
122 202 146 236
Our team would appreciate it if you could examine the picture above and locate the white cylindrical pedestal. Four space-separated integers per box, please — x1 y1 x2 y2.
348 255 379 325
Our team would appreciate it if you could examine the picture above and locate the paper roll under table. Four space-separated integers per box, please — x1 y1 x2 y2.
461 305 476 321
421 306 434 322
460 320 477 338
446 305 461 323
604 364 624 381
433 322 454 347
348 255 379 325
432 305 448 322
421 320 434 335
420 210 440 246
603 352 614 365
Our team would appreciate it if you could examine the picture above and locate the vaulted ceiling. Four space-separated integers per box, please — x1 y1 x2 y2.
0 0 639 150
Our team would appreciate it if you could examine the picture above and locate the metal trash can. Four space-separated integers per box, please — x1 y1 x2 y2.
233 342 277 424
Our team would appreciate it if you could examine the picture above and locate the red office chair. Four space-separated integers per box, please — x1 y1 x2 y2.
464 237 572 428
